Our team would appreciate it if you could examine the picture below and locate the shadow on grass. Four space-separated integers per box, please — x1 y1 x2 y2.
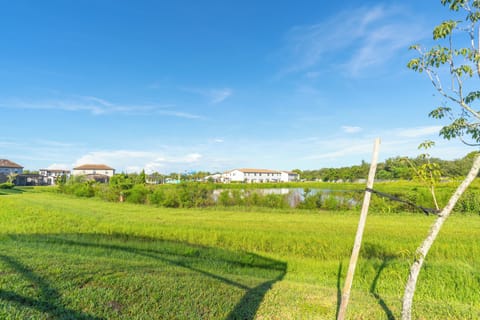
0 254 103 319
370 258 395 320
364 242 397 320
335 243 397 320
0 187 26 196
335 261 343 319
1 233 287 319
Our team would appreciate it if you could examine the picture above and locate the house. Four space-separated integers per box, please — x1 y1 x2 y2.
0 159 24 183
0 159 24 175
281 171 300 182
39 168 71 185
224 169 281 183
72 164 115 182
222 168 300 183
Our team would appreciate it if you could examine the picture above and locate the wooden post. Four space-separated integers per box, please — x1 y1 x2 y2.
337 138 380 320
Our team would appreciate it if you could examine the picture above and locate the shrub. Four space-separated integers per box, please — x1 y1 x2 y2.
162 189 181 208
148 188 166 206
126 184 149 204
0 182 14 189
73 183 95 198
218 190 233 206
455 190 480 213
176 183 213 208
261 194 289 209
93 184 119 202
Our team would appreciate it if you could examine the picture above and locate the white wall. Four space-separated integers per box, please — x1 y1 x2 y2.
280 172 299 182
72 169 115 177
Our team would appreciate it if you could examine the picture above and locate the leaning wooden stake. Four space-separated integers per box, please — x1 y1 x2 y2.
337 138 380 320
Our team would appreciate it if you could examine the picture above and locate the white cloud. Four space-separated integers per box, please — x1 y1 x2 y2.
182 87 233 104
47 163 70 170
279 5 426 77
184 153 202 162
297 123 470 168
210 88 233 104
341 126 363 134
395 126 442 138
0 96 202 118
303 139 374 161
73 150 204 173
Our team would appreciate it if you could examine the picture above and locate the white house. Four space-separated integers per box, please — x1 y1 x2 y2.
281 171 300 182
72 164 115 177
39 168 71 185
39 168 71 178
0 159 23 175
222 168 299 183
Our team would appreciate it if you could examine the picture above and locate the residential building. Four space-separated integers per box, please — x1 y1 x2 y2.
72 164 115 178
39 168 71 185
222 168 299 183
0 159 24 175
281 171 300 182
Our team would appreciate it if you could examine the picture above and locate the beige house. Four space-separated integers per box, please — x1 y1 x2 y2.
72 164 115 177
0 159 23 175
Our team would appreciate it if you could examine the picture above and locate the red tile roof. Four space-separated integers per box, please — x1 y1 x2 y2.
73 164 114 170
0 159 23 168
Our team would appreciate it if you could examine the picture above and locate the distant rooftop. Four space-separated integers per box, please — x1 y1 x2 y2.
0 159 23 168
238 168 279 173
227 168 297 174
40 169 71 173
73 164 114 170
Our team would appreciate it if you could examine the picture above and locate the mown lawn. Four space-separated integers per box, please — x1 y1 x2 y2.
0 191 479 319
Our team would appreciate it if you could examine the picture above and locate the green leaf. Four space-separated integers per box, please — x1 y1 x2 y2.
418 140 435 150
465 91 480 104
429 106 451 119
433 20 457 39
407 58 420 70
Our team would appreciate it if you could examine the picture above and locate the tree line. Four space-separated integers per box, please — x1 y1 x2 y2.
295 152 479 182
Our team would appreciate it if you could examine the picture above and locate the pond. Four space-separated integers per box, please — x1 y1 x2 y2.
212 188 360 208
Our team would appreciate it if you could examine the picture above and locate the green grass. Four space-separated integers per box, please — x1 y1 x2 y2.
0 191 479 319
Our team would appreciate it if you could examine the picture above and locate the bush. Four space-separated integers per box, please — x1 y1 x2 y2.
261 194 289 209
126 184 149 204
177 183 213 208
73 183 95 198
148 188 166 206
0 182 14 189
218 190 234 206
94 184 119 202
162 189 181 208
455 190 480 213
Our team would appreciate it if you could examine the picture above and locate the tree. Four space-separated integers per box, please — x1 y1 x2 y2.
403 1 480 319
403 141 442 211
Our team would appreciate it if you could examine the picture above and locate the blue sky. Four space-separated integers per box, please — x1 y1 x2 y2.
0 0 473 173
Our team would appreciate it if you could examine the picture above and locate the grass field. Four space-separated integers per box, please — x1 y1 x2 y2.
0 190 479 319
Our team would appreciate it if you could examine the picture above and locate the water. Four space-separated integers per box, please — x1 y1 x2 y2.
212 188 358 208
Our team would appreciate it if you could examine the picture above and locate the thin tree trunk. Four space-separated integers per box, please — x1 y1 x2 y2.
401 155 480 320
